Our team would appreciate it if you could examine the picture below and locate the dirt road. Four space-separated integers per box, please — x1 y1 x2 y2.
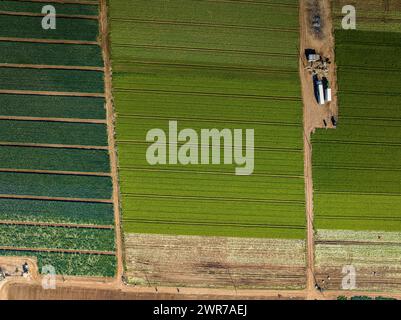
298 0 338 299
99 0 124 283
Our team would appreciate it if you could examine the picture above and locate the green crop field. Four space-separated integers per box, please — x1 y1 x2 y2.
110 0 305 240
0 224 115 251
0 198 114 225
0 1 99 16
0 42 103 67
0 0 116 277
333 0 401 32
0 94 106 119
0 15 99 41
0 68 104 93
0 146 110 172
313 1 401 232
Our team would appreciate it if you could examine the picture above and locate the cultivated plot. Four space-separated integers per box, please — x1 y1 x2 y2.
110 0 306 288
0 0 116 277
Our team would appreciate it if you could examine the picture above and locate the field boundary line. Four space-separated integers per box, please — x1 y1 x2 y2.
0 115 106 124
0 220 114 230
100 0 124 283
0 11 98 20
0 63 104 72
0 168 111 177
0 142 108 150
0 194 112 204
0 37 98 45
0 89 104 98
0 246 115 256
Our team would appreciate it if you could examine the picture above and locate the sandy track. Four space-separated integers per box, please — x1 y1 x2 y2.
0 115 106 124
0 89 104 97
0 37 98 45
0 63 103 71
0 142 108 150
0 168 110 177
0 194 112 203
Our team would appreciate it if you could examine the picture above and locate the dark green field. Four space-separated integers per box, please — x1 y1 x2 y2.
0 0 116 277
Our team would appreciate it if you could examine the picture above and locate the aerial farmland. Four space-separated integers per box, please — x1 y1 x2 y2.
0 0 400 301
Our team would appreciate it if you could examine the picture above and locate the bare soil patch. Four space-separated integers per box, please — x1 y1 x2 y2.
124 233 306 290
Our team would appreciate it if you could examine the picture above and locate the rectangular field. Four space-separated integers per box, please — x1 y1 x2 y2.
110 0 306 288
0 0 117 277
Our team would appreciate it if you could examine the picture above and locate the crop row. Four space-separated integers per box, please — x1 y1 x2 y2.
0 15 99 41
0 146 110 172
0 41 103 67
0 198 114 225
0 0 99 16
0 120 108 146
0 172 112 199
0 94 106 119
0 250 116 277
0 68 104 93
0 224 115 251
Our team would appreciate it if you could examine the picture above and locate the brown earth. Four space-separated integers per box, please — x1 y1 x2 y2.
124 234 306 290
0 63 103 71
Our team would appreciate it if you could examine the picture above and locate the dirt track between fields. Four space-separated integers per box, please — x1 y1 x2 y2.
99 0 124 283
298 0 338 299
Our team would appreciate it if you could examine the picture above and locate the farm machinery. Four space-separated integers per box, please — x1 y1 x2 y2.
304 49 332 106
